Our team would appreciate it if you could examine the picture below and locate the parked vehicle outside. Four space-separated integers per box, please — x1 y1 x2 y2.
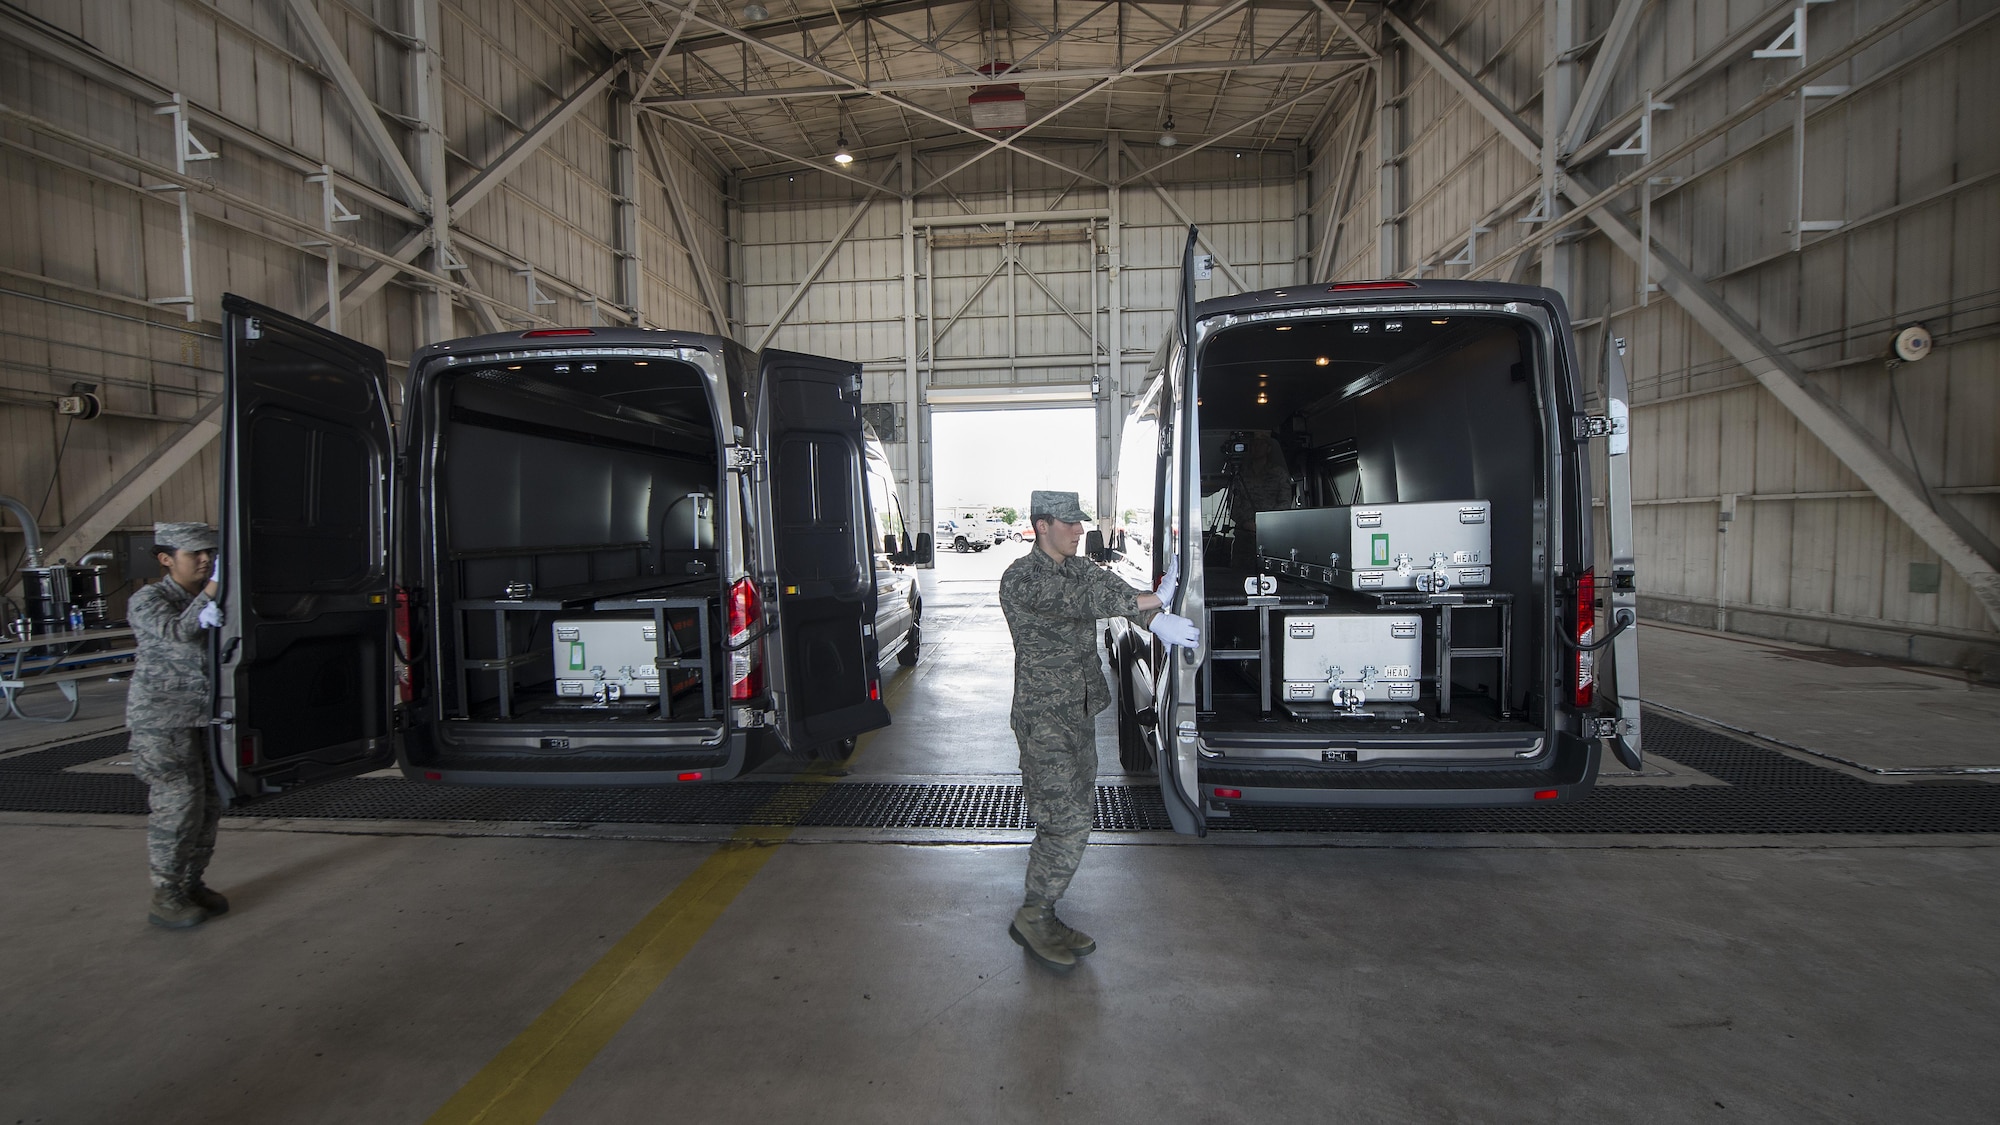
938 509 992 552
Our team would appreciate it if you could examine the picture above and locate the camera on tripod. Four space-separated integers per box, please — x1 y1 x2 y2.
1219 431 1251 471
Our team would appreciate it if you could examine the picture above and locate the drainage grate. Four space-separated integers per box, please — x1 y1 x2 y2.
0 733 132 776
0 714 1994 835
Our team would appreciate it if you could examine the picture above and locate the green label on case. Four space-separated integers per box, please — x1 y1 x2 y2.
1370 533 1390 566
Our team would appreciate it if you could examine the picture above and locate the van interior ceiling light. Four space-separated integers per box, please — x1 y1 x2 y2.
832 135 854 165
1315 356 1330 366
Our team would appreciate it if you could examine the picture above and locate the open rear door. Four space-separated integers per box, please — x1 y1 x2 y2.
755 349 890 755
1602 337 1643 768
1154 226 1207 836
213 294 396 802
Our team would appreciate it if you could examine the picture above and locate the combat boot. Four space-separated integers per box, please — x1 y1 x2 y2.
184 880 229 916
148 886 208 930
1008 905 1077 972
1047 911 1095 956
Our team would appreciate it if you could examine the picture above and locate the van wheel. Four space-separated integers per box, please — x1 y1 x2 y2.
954 536 969 552
814 735 857 763
1115 647 1153 772
897 624 920 666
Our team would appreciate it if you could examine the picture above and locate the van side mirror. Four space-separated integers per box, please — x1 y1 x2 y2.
913 532 934 566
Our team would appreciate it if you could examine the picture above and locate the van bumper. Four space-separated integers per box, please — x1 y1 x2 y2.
1199 730 1600 810
401 729 751 785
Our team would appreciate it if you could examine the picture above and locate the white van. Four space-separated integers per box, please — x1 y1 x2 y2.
937 510 991 552
1101 251 1641 835
209 294 929 801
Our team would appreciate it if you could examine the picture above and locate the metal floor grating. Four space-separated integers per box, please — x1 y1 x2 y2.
1 715 1995 835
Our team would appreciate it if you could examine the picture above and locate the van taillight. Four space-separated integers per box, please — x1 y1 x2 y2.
1574 569 1596 708
520 328 595 337
1327 280 1418 292
728 576 763 701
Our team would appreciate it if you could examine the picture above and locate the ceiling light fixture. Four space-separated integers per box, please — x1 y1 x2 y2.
1256 391 1268 404
742 3 768 21
833 135 854 166
1315 356 1330 366
1158 116 1177 148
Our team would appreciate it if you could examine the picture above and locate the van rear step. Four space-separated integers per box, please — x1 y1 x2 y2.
1202 766 1574 791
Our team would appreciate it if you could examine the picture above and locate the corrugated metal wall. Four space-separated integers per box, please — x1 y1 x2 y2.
0 0 727 603
1306 0 1998 670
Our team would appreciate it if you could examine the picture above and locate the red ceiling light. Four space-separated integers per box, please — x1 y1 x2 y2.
968 63 1027 134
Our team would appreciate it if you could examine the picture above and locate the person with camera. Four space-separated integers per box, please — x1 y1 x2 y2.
997 490 1200 971
126 522 229 929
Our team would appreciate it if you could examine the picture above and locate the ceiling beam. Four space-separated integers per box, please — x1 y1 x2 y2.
283 0 431 212
752 157 904 352
639 117 730 335
640 52 1369 104
1556 0 1651 158
449 57 627 223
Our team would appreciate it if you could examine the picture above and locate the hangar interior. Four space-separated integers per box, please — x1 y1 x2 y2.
1 1 1997 1121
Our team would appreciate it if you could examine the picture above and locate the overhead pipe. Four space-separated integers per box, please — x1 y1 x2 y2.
1 493 45 567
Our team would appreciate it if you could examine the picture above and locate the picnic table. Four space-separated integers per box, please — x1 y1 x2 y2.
1 626 138 723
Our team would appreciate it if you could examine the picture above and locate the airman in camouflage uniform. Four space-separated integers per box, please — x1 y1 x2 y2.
998 490 1199 971
126 522 229 929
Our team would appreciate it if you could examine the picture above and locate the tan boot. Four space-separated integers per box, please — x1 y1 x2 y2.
1047 912 1095 956
184 880 229 916
1008 905 1077 972
148 886 208 930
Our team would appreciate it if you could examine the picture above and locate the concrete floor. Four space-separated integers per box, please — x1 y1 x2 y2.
4 540 1998 1123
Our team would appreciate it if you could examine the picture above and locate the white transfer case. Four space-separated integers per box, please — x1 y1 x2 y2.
553 619 662 701
1281 614 1423 706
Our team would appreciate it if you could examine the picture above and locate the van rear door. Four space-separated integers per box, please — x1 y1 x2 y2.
1154 227 1207 836
1601 337 1643 768
755 349 891 754
213 294 397 802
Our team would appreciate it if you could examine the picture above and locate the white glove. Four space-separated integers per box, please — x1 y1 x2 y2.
1156 554 1180 606
1149 611 1200 649
198 603 223 629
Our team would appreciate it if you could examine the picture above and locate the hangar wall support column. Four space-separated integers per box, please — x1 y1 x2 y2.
901 144 924 525
409 0 455 342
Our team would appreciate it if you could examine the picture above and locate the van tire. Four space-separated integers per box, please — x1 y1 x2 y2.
814 735 858 763
897 623 920 666
1114 644 1153 772
953 536 970 552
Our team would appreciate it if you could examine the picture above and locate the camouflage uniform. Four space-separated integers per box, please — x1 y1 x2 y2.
999 545 1149 909
126 572 221 893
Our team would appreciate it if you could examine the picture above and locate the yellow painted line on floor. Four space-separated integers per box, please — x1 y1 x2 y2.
424 758 852 1125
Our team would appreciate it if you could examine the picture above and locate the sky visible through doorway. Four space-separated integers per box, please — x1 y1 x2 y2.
931 407 1097 519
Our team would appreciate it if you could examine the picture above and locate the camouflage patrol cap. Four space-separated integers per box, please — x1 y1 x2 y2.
1029 490 1088 523
153 521 217 552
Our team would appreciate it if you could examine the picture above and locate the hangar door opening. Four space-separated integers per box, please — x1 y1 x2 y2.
930 405 1097 550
